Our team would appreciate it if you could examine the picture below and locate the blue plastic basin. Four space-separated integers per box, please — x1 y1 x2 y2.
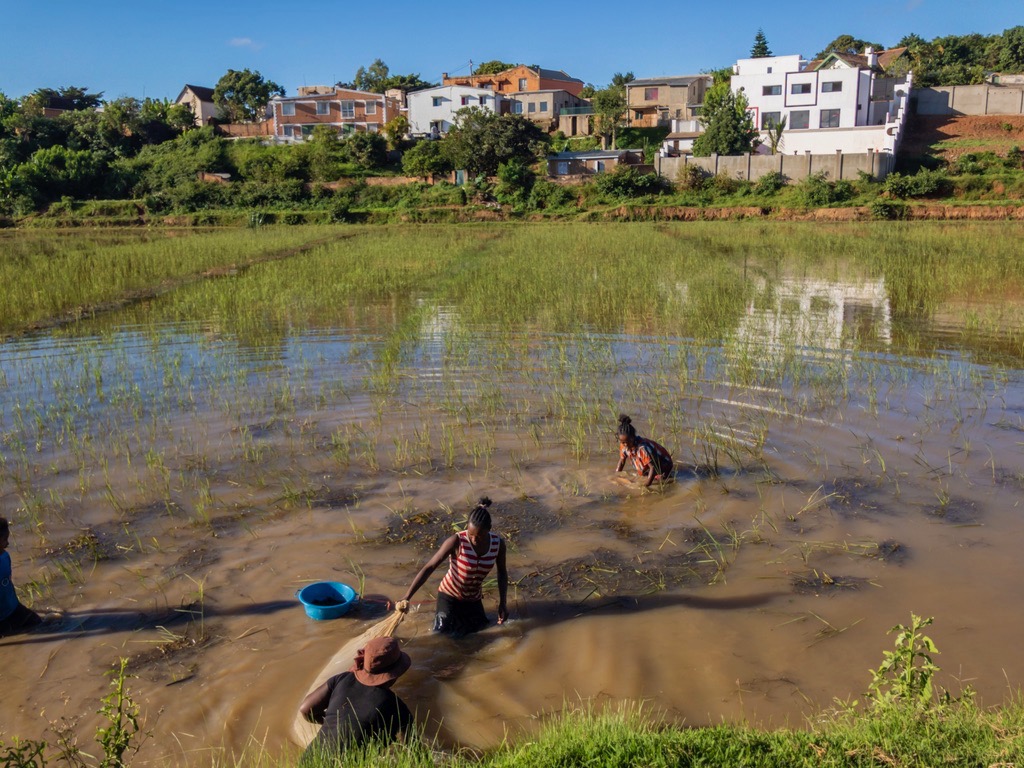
297 582 358 620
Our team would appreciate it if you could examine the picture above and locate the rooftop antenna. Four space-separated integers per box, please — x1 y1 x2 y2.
469 59 474 75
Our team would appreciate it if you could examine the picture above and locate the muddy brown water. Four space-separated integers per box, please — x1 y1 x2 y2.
2 270 1024 765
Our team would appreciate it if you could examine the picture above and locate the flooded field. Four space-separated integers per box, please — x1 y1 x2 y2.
2 222 1023 764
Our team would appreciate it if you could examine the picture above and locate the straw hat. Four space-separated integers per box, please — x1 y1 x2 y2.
351 636 411 686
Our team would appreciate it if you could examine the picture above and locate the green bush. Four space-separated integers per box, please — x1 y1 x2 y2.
595 165 666 198
528 180 578 210
754 171 786 195
796 172 854 206
676 164 708 191
883 169 950 199
870 198 908 220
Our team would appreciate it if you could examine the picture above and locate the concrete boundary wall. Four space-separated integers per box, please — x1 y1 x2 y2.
914 85 1024 116
657 150 894 184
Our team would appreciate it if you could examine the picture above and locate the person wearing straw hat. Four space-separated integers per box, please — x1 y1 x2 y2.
395 497 507 636
298 636 413 760
615 414 674 488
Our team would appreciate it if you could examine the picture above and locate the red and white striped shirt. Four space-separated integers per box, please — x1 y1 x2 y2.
438 530 502 602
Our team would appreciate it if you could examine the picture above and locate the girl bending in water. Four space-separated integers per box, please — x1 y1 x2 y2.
615 414 674 488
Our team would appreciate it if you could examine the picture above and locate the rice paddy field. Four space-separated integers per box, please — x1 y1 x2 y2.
2 221 1024 765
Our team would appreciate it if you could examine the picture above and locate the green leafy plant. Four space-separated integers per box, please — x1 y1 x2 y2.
0 737 47 768
866 613 941 710
95 658 142 768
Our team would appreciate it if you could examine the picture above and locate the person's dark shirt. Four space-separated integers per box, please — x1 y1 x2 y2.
306 672 412 755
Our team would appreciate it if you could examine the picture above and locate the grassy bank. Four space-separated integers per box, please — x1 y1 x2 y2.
7 618 1024 768
299 698 1024 768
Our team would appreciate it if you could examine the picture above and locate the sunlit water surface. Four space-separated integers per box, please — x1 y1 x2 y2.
2 260 1024 764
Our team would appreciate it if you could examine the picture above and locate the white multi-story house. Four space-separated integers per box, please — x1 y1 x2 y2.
731 48 911 155
406 85 506 138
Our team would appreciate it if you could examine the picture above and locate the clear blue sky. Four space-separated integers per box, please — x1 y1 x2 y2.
1 0 1020 101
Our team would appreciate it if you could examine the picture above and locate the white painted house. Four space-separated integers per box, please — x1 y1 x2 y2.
731 48 911 156
406 85 506 138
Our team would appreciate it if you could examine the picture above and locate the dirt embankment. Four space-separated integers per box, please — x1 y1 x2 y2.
901 114 1024 163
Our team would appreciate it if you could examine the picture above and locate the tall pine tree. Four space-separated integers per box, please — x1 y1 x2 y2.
751 29 773 58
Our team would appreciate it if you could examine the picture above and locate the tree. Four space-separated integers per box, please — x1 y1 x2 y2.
213 69 283 123
473 60 516 75
441 108 545 176
815 35 885 59
692 83 757 156
402 139 451 178
592 87 627 150
591 72 633 149
997 26 1024 72
765 115 786 155
751 29 773 58
25 86 103 113
380 73 437 93
354 59 391 92
383 114 409 150
340 131 387 169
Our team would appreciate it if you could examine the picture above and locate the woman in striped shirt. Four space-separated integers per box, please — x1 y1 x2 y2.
615 414 674 488
396 497 508 636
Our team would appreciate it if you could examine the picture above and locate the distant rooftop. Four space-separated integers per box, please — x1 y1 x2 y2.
628 75 711 87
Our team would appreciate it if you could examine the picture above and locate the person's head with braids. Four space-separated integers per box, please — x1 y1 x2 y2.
466 497 493 550
617 414 638 449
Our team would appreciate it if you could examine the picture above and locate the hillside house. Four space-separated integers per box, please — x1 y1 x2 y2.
731 48 911 155
660 119 703 156
547 149 646 177
508 89 589 130
175 85 218 126
443 65 584 97
270 86 400 141
625 75 712 127
406 85 506 137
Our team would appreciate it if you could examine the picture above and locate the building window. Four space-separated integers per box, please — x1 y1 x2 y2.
557 161 569 175
822 81 842 93
461 96 471 106
761 111 782 129
518 78 528 90
644 87 659 100
596 160 605 172
539 101 548 113
767 67 773 74
513 102 523 114
820 108 840 127
528 102 536 113
791 83 812 95
366 101 377 114
341 101 355 119
789 110 809 129
281 102 295 116
432 97 443 107
480 96 488 106
367 123 379 132
762 85 781 96
316 101 330 115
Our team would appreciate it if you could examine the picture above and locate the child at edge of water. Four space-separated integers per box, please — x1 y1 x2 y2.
0 516 43 638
